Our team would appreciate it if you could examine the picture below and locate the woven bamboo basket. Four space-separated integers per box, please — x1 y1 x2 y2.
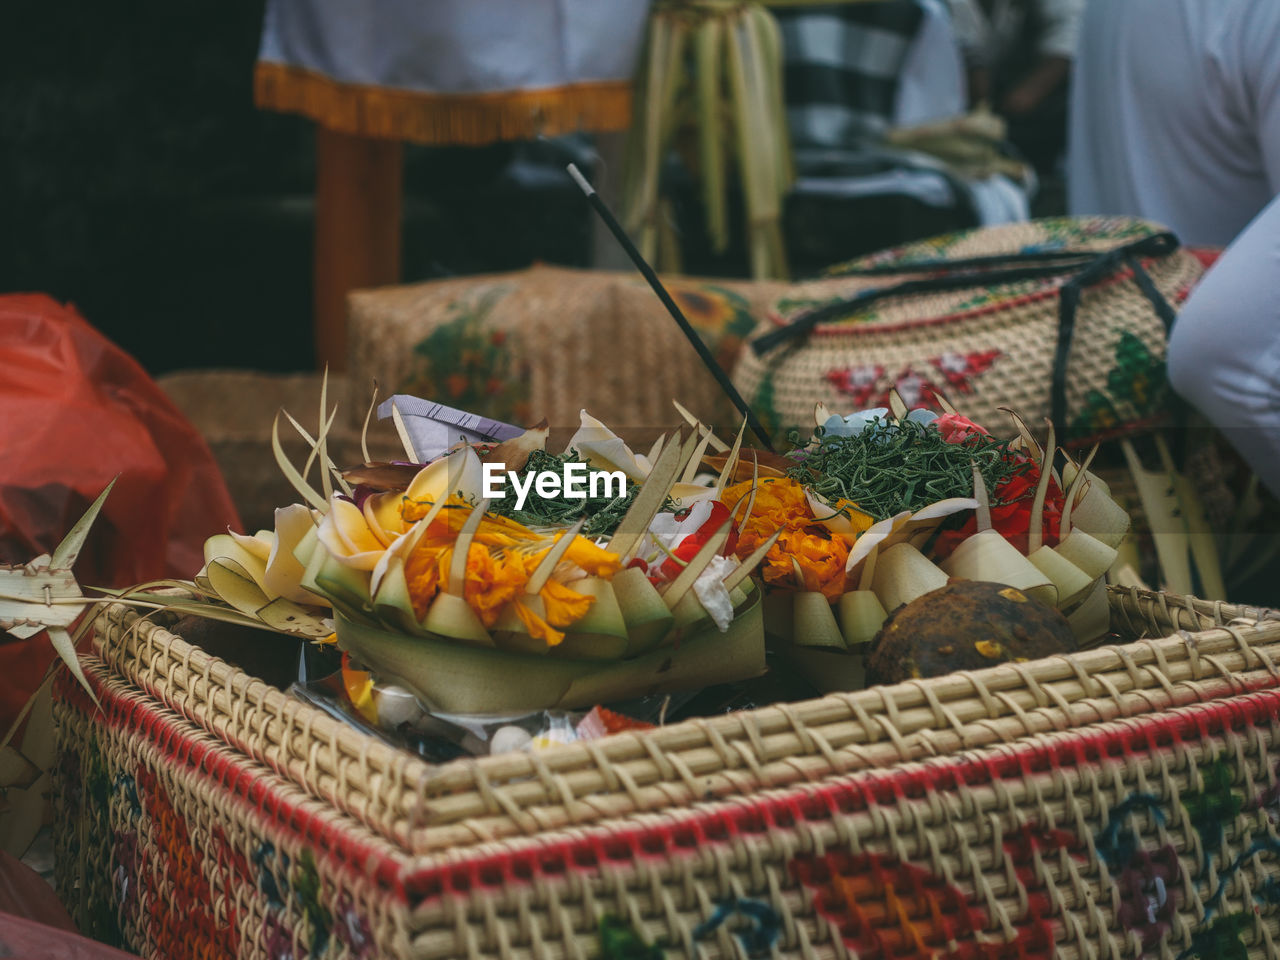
53 587 1280 957
345 266 790 438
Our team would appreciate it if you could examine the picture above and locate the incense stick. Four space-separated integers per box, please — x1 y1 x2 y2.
566 163 775 452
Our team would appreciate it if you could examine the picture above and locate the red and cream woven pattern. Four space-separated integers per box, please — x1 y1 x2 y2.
732 218 1206 444
52 590 1280 958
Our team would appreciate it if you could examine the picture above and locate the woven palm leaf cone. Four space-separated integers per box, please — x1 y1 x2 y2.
622 1 793 279
1118 436 1227 599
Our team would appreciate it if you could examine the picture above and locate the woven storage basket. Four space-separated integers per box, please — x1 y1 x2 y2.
345 266 788 436
733 217 1205 444
54 589 1280 958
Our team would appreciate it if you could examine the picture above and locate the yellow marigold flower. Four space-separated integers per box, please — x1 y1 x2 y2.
472 530 528 549
460 545 527 628
525 533 623 579
479 512 542 542
404 547 444 620
561 535 622 577
820 496 875 538
401 496 437 525
722 477 865 598
721 477 812 551
514 599 565 647
763 528 850 601
540 578 595 628
400 504 609 635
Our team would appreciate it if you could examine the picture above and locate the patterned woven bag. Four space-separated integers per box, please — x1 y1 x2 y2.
732 217 1206 443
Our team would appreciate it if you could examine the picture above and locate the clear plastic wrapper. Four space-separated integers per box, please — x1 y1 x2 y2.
289 647 817 761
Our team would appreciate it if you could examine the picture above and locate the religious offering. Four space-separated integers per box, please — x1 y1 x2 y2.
24 382 1133 726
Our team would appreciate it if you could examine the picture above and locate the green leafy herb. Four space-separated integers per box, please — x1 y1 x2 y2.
787 419 1029 521
487 449 642 537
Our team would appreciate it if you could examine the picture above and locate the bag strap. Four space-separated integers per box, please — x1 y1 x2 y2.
750 231 1181 439
1051 235 1180 438
826 246 1110 276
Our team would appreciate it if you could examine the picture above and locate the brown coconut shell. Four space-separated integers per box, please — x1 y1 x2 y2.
866 580 1077 685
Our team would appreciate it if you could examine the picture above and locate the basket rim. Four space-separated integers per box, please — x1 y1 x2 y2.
90 587 1280 857
57 633 1280 959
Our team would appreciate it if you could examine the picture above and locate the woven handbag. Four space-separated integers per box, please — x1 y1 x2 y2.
732 217 1206 444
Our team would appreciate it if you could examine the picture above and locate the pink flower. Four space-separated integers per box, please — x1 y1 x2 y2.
934 413 989 443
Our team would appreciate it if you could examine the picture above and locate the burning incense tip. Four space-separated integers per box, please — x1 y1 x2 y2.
567 163 595 197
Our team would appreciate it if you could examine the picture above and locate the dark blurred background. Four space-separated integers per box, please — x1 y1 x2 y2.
3 2 1067 376
1 1 597 375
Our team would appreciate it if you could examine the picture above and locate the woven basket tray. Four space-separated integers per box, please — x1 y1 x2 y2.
83 590 1280 857
56 590 1280 958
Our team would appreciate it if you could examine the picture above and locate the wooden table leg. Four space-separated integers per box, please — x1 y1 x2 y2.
313 126 403 372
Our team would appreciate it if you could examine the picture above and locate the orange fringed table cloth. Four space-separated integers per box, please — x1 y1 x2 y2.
254 0 651 146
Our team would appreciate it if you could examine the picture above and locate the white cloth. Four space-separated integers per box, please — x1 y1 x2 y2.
258 0 650 94
1067 0 1280 247
967 172 1032 223
1167 195 1280 496
895 0 968 125
898 0 1032 226
899 0 1032 224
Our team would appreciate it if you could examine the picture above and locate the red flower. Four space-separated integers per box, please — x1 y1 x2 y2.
932 462 1063 558
656 501 740 582
934 413 989 444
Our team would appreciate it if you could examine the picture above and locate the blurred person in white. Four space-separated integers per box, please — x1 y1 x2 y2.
947 0 1085 174
1167 195 1280 496
1068 0 1280 247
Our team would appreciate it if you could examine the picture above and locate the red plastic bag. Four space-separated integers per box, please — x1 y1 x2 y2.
0 294 240 730
0 911 139 959
0 849 76 933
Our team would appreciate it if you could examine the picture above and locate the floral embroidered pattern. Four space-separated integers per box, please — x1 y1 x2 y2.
403 285 531 426
691 899 781 957
135 767 240 960
1182 756 1243 852
293 849 333 957
1093 794 1181 950
1092 761 1280 959
668 283 758 377
264 911 297 960
1069 329 1167 440
931 349 1001 394
332 893 376 959
599 914 663 960
790 845 1062 959
824 350 1001 412
824 364 884 408
250 840 336 958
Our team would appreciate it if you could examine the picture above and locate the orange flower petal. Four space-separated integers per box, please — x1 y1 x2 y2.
540 578 595 628
515 599 565 646
561 536 622 577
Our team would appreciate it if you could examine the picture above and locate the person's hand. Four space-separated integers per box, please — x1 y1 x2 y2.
1001 84 1042 116
1000 55 1071 116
